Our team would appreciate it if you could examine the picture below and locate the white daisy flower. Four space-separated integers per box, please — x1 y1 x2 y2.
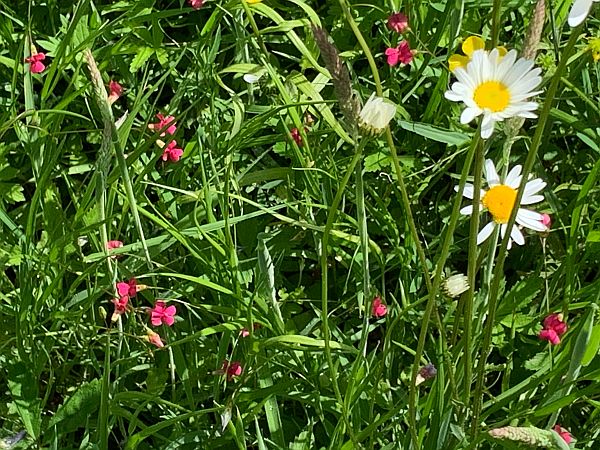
444 48 542 139
457 159 547 249
569 0 600 27
358 93 397 135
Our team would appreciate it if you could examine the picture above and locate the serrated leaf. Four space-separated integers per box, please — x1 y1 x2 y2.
129 47 154 73
48 379 101 433
524 352 549 371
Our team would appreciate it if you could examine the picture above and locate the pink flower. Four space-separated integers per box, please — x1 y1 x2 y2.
372 296 388 318
221 360 243 381
108 81 122 105
24 52 46 74
188 0 204 8
544 313 568 336
539 313 567 345
149 113 177 136
145 330 164 348
106 240 124 251
541 213 551 229
239 323 260 337
117 278 138 297
387 12 409 34
539 328 560 345
150 300 177 327
553 425 573 444
385 41 414 66
111 296 129 321
161 140 184 162
290 128 303 146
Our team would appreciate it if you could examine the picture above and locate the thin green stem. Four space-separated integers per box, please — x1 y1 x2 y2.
321 140 367 447
490 0 503 48
408 131 480 447
463 138 484 410
468 25 582 443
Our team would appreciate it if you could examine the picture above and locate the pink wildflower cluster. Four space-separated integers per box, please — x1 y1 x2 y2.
25 51 47 74
385 12 414 67
539 313 567 345
148 113 184 163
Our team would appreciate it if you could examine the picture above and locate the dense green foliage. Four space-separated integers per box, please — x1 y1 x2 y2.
1 0 600 449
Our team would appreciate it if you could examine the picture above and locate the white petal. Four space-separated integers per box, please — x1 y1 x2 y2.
516 211 546 231
505 165 522 188
445 90 464 102
569 0 594 27
521 194 544 205
524 178 546 196
480 115 495 139
460 205 474 215
500 223 507 238
484 159 500 186
461 107 481 124
517 208 544 220
477 221 496 245
510 226 525 245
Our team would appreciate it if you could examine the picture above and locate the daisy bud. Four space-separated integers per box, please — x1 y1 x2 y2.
358 94 396 135
443 274 470 298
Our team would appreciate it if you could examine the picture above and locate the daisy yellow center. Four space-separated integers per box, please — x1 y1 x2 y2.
482 185 517 223
473 81 510 112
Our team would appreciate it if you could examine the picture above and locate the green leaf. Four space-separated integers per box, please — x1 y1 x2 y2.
398 120 470 146
581 324 600 367
7 362 41 439
129 47 154 72
48 379 101 433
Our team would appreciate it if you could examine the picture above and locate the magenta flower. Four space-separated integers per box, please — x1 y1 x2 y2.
239 323 260 337
385 41 414 66
189 0 204 8
161 140 184 162
539 328 560 345
117 278 138 298
111 296 129 321
553 425 573 444
149 113 177 136
106 240 123 251
290 127 303 146
541 213 551 230
371 296 388 318
539 313 567 345
150 300 177 327
221 360 243 381
25 52 46 74
108 81 122 105
387 12 409 34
